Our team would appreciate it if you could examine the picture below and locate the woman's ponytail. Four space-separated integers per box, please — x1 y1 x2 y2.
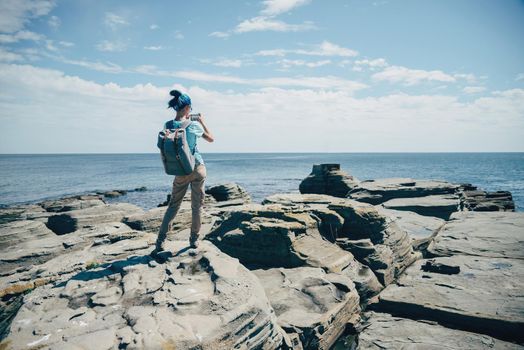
167 89 192 111
168 90 182 110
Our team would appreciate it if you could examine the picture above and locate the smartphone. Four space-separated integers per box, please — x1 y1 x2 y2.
189 113 201 121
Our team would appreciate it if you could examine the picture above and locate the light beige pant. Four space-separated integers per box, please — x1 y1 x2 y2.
155 164 206 250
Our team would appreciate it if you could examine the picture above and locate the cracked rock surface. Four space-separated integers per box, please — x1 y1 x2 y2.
4 241 287 350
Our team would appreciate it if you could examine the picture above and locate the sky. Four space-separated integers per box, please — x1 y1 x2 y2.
0 0 523 153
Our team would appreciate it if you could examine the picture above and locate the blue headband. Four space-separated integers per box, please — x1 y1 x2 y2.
174 93 191 111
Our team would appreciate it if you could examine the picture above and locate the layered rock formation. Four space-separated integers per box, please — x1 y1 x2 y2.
299 164 359 197
459 190 515 212
371 211 524 343
0 173 521 349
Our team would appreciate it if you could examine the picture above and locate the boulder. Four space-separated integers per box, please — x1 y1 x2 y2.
358 312 520 349
427 211 524 259
40 195 105 213
4 241 288 349
381 194 460 220
46 203 143 235
254 267 360 350
348 178 460 205
299 164 359 198
374 255 524 342
206 204 382 301
206 183 251 204
460 190 515 212
379 208 445 250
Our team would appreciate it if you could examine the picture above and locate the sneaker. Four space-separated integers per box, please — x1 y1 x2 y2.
150 246 165 257
189 234 199 249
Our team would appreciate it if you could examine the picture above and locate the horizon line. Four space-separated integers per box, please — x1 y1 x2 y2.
1 151 524 156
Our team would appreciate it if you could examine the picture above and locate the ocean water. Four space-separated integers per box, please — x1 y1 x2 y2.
0 153 523 211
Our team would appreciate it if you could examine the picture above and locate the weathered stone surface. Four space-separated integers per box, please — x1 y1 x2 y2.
254 267 361 350
460 190 515 212
349 178 459 205
358 312 521 350
428 211 524 259
46 203 143 235
207 203 382 301
0 205 51 224
0 220 64 275
263 193 420 286
379 208 445 250
381 194 460 220
328 200 421 286
206 182 251 204
299 164 359 198
374 255 524 342
40 195 105 213
4 241 287 349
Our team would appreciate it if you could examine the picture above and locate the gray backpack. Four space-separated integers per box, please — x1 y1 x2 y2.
157 119 195 176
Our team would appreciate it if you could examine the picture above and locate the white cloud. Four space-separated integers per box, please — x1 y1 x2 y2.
235 16 315 33
255 41 358 57
133 65 367 92
277 59 331 68
260 0 311 16
58 41 74 47
0 30 44 43
463 86 486 94
211 59 244 68
150 24 159 30
453 73 477 84
144 45 165 51
95 40 127 52
0 0 55 33
372 65 457 85
57 57 124 73
104 12 128 30
209 31 230 38
47 15 60 29
1 63 523 153
0 47 23 62
212 0 314 36
354 58 388 70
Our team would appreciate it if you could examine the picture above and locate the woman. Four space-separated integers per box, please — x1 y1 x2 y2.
152 90 214 256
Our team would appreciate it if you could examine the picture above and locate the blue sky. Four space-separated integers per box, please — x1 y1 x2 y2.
0 0 523 153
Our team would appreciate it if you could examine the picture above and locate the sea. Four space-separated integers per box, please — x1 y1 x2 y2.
1 153 523 211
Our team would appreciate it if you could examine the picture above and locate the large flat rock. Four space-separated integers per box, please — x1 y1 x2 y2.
358 312 521 349
0 220 64 275
381 194 460 220
379 208 445 250
428 211 524 259
349 178 459 205
375 255 524 342
254 267 360 350
46 203 143 235
5 241 287 349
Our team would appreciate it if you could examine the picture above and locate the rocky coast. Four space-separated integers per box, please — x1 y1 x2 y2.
0 165 522 349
